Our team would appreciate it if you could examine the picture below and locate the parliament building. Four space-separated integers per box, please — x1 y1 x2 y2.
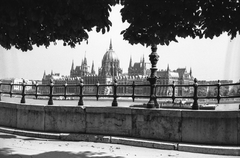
41 40 194 96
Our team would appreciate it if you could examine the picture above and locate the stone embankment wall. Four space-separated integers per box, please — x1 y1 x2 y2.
0 101 239 145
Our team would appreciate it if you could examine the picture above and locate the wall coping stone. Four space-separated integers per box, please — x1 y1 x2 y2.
17 104 45 111
85 106 132 114
45 105 85 113
182 110 239 118
0 101 18 108
131 108 182 117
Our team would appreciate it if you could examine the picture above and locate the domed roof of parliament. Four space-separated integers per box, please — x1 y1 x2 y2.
102 39 119 64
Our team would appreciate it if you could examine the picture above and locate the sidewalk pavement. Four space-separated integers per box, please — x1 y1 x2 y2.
0 126 239 158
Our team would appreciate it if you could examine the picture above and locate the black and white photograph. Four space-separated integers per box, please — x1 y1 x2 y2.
0 1 240 158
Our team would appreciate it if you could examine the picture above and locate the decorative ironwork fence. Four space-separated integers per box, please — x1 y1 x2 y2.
0 78 240 110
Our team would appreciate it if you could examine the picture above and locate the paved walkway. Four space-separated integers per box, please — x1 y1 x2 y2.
0 132 238 158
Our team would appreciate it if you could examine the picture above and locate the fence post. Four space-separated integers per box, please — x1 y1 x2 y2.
147 44 159 108
20 79 26 103
132 81 135 102
10 82 13 98
96 81 100 101
112 79 118 107
172 81 175 103
48 79 54 105
64 81 67 100
217 80 221 103
0 80 2 101
35 81 38 99
78 79 84 106
192 78 199 110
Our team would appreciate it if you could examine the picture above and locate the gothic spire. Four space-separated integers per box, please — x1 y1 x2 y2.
167 64 170 72
84 52 87 65
142 54 145 69
190 67 192 77
43 70 46 79
91 61 95 74
129 56 132 68
109 39 113 50
71 60 74 71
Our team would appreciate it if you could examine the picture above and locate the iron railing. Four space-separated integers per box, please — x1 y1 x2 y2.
0 78 240 109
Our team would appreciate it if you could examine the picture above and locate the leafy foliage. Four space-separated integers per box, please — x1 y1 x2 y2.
120 0 240 46
229 84 240 96
0 0 240 51
0 0 117 51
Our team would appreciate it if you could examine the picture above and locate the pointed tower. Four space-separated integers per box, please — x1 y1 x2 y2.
167 64 170 72
71 60 74 72
91 61 95 74
80 59 83 70
71 60 74 70
142 55 145 67
43 70 46 79
129 56 132 68
142 54 145 64
142 54 146 75
166 64 170 79
84 52 87 65
82 54 88 76
109 39 113 50
190 67 192 77
70 60 74 77
128 56 132 75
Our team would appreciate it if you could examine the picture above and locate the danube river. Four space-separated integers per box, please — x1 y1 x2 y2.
0 96 146 107
1 95 239 111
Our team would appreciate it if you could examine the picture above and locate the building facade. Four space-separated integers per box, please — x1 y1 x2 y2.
41 40 195 96
198 80 233 97
1 78 35 94
41 40 122 95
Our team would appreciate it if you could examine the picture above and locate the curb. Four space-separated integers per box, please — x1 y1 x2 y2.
178 143 240 156
0 126 239 156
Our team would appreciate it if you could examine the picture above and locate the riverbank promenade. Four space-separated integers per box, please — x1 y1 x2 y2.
0 128 239 158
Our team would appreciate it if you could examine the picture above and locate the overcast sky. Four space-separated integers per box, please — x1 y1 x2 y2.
0 5 240 82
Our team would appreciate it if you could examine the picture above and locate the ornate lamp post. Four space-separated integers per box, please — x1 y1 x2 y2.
147 44 160 108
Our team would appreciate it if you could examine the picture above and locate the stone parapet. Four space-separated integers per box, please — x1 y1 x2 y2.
44 105 85 133
182 110 238 145
0 101 239 146
86 106 132 136
131 108 182 141
0 102 17 127
17 104 45 131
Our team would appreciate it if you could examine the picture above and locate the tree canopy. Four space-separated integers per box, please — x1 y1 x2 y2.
0 0 240 51
120 0 240 46
0 0 116 51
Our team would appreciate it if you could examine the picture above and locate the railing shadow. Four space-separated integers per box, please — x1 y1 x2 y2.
0 149 125 158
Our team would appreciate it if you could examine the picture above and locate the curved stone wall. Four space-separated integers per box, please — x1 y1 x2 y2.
0 101 239 145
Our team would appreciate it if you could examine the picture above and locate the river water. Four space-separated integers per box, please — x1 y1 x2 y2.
0 96 145 107
0 96 239 111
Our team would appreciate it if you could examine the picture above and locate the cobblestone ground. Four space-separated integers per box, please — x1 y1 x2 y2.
0 132 238 158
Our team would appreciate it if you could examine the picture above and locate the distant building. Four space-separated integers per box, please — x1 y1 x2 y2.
41 40 195 96
128 56 148 76
198 80 233 96
1 78 35 93
156 65 194 96
41 40 123 95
